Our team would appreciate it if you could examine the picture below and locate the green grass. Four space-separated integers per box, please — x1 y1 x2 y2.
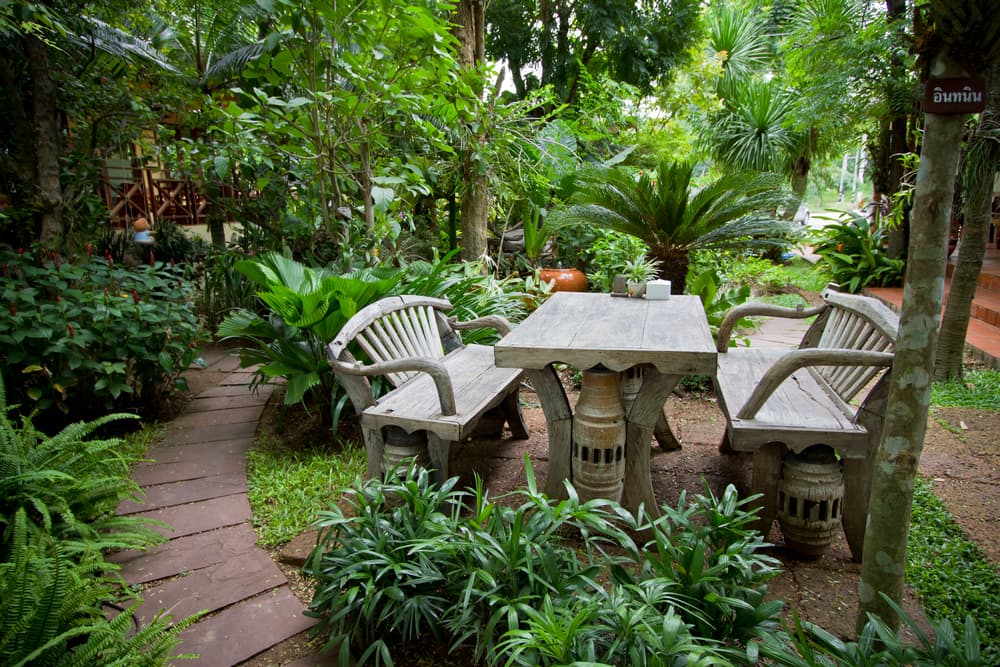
907 477 1000 663
930 369 1000 410
247 435 366 547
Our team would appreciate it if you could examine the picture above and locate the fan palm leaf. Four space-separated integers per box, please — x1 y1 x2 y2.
555 160 795 293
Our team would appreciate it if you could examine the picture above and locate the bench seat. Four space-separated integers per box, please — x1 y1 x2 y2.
716 348 869 458
363 343 524 442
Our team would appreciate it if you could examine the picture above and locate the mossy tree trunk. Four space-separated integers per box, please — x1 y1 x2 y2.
857 47 968 634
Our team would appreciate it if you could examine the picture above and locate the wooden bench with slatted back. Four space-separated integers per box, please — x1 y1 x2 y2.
714 285 899 560
327 295 527 481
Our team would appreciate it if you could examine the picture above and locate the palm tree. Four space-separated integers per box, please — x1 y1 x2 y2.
553 160 795 294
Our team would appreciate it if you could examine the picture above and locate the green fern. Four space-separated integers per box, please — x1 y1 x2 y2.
0 372 164 555
1 510 201 666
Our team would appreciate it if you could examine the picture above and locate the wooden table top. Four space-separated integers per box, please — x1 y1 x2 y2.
495 291 716 375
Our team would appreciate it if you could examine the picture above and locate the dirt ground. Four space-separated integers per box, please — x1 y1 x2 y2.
180 353 998 664
248 375 998 646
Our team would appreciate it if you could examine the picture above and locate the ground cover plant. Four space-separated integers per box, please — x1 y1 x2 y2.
247 433 365 548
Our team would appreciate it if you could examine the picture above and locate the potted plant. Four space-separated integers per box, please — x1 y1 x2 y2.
521 207 587 292
621 255 661 298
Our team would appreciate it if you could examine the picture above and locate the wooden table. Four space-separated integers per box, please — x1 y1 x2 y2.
494 291 716 516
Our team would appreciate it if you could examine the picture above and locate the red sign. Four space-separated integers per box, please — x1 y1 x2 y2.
924 78 987 113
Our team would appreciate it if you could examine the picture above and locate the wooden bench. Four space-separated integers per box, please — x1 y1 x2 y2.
326 295 528 481
714 285 899 560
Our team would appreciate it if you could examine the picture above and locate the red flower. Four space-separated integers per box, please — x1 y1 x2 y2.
86 242 93 257
67 323 75 338
132 289 140 304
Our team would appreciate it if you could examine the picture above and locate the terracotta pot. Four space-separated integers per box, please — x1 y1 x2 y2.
538 267 587 292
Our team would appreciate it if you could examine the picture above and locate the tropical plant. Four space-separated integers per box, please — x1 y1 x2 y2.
217 253 403 424
0 509 197 666
304 461 780 667
759 595 984 667
621 254 662 285
553 159 796 293
0 373 161 556
811 212 904 292
686 267 752 340
0 248 205 419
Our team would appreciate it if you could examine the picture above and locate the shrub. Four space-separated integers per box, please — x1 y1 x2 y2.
304 463 778 667
811 213 904 293
0 247 205 419
216 252 404 427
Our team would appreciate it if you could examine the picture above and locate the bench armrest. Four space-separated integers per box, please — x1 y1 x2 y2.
717 303 826 352
736 349 894 420
447 314 514 337
328 356 457 416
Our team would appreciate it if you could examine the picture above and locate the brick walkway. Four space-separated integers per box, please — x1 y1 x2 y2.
110 349 316 665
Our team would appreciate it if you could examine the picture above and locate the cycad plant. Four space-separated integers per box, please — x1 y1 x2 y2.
554 160 795 293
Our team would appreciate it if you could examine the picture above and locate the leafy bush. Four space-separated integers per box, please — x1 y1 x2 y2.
0 248 205 419
811 213 904 293
583 229 649 293
0 373 162 556
760 597 985 667
304 463 779 667
196 247 261 331
220 251 527 428
687 266 752 339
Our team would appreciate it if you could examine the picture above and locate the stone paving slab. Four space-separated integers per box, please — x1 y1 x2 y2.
132 445 250 486
109 523 260 584
170 405 266 429
185 393 271 414
161 420 259 447
177 586 315 665
136 549 286 625
135 494 252 539
196 384 271 399
118 471 248 515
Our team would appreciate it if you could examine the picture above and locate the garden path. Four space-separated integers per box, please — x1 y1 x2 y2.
109 349 316 666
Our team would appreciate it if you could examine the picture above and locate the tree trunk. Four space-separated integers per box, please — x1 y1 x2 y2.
24 34 64 249
857 48 968 634
455 0 488 262
883 0 914 259
650 245 690 295
935 62 1000 380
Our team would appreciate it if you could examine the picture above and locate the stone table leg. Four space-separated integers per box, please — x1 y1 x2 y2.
525 366 573 500
622 368 681 518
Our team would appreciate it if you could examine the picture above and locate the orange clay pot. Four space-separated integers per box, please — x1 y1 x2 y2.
538 267 587 292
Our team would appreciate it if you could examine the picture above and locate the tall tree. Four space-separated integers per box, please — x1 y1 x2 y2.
935 62 1000 379
858 0 1000 632
455 0 489 261
485 0 701 105
0 3 175 249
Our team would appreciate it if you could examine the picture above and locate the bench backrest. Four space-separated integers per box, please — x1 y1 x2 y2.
327 295 459 387
803 288 899 403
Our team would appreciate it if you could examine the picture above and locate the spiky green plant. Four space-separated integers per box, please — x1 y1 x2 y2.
0 373 162 556
554 160 796 293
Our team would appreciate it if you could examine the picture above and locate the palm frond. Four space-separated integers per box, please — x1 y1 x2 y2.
68 17 179 73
